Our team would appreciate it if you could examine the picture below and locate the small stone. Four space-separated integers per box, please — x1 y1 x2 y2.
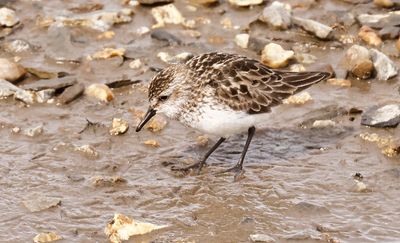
374 0 395 8
312 119 336 128
22 125 43 137
96 30 115 40
261 43 294 68
85 83 114 102
105 213 168 243
22 76 77 91
197 135 209 147
90 48 125 60
144 140 160 147
74 144 99 158
358 26 382 46
250 233 275 242
109 118 129 135
3 39 35 53
151 4 185 28
228 0 263 7
136 26 150 35
292 16 332 39
378 26 400 40
289 64 306 72
33 232 62 243
11 127 20 133
234 34 250 49
208 36 225 45
259 1 292 30
150 29 182 45
0 7 19 27
58 83 85 104
146 117 167 132
14 89 36 104
283 92 312 105
36 89 55 103
129 59 143 69
369 49 398 80
0 58 26 83
220 17 233 29
138 0 173 5
23 195 61 212
327 78 351 87
345 45 374 79
361 104 400 128
92 176 127 187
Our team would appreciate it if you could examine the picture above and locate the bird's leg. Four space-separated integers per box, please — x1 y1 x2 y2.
172 137 226 174
220 126 255 177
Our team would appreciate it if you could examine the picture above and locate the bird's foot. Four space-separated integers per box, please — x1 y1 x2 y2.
171 161 206 175
218 164 245 180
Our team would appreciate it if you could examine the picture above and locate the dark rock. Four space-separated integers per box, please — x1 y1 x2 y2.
105 78 141 88
138 0 173 4
369 48 398 80
150 29 182 45
379 26 400 40
361 104 400 128
58 83 85 104
21 76 77 91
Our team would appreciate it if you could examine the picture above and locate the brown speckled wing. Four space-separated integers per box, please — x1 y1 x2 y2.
188 53 331 114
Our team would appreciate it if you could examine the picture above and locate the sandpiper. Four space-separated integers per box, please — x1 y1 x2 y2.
136 52 331 176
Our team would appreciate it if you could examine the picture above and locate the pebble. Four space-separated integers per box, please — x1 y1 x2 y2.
295 53 317 64
0 79 33 103
357 11 400 29
250 234 275 242
369 49 398 80
144 139 160 147
109 118 129 135
0 7 19 27
151 4 185 28
312 119 336 128
259 1 292 30
138 0 173 5
345 45 374 79
22 195 60 212
327 78 351 87
2 39 35 53
283 92 312 105
358 26 382 46
96 30 115 40
261 43 294 68
150 29 182 45
58 83 85 104
22 125 44 137
92 176 126 187
129 59 143 69
292 16 332 40
228 0 263 7
234 33 249 49
136 26 150 35
289 64 306 72
36 89 55 103
33 232 62 243
22 76 77 91
361 104 400 128
0 58 26 83
378 26 400 40
374 0 400 8
90 47 125 60
146 116 167 132
15 89 36 104
74 144 99 158
354 180 369 193
197 135 209 147
85 84 114 102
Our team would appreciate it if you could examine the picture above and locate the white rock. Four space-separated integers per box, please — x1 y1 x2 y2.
15 89 36 104
250 234 275 242
234 33 250 48
22 125 43 137
312 120 336 128
357 11 400 26
261 43 294 68
369 49 398 80
292 16 332 39
85 83 114 102
151 4 185 28
0 7 19 27
136 26 150 35
36 89 55 103
259 1 291 30
0 79 19 97
229 0 263 7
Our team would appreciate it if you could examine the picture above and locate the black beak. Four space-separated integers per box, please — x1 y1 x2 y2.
136 108 157 132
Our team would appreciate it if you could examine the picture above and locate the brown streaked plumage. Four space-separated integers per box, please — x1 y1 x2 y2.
137 52 332 177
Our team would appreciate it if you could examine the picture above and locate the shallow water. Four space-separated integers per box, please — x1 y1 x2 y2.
0 0 400 242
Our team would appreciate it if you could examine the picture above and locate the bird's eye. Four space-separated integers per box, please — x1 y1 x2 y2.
159 95 169 102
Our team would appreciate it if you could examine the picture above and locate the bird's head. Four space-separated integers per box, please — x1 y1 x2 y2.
136 65 191 132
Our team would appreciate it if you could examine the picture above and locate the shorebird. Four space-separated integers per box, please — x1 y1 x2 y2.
136 52 331 177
